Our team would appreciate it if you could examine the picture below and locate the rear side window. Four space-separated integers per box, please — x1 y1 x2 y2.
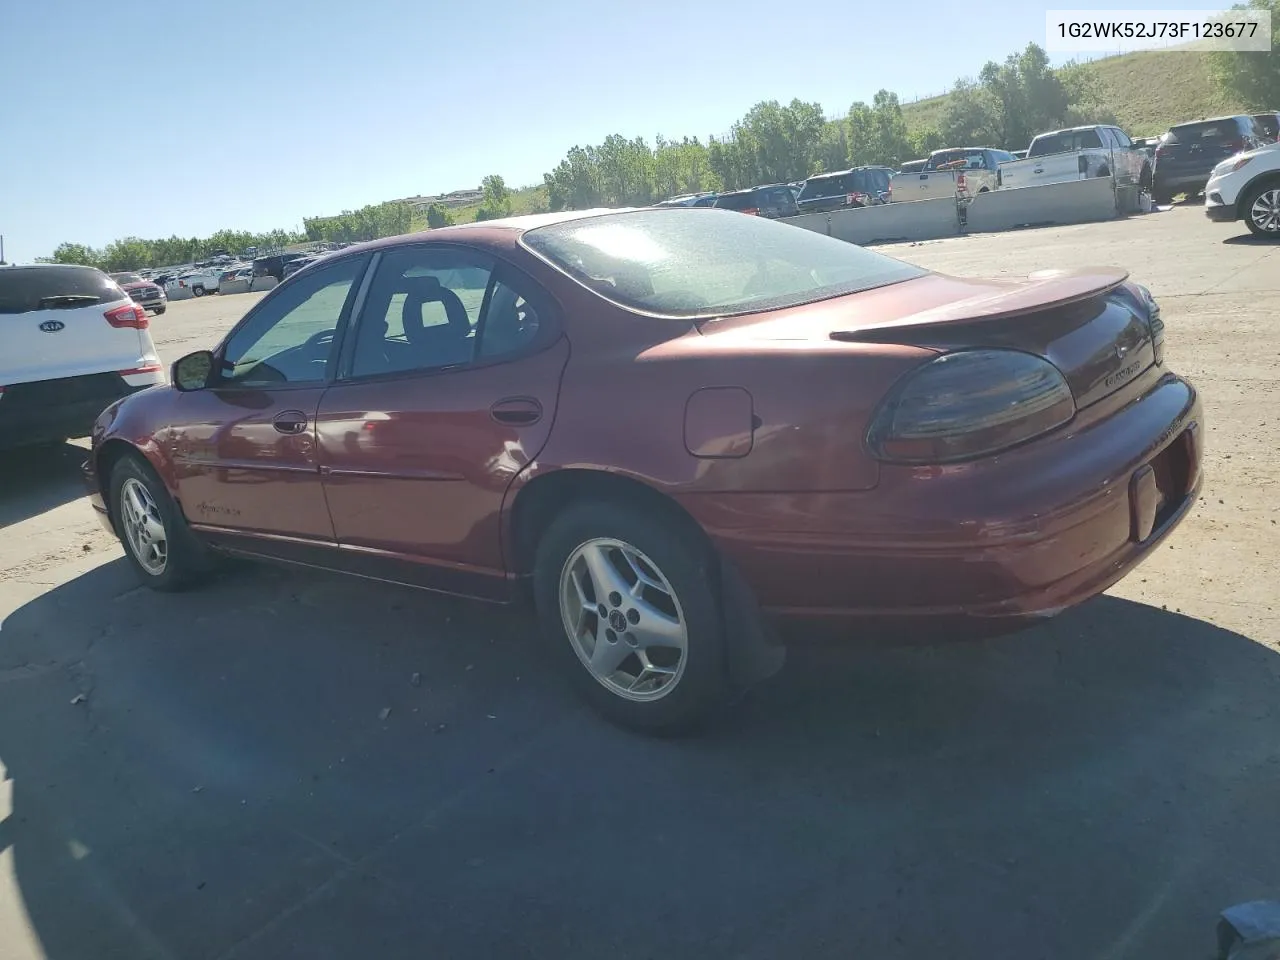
0 266 125 314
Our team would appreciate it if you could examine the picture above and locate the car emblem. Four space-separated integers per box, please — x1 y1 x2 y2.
39 320 66 333
1115 342 1129 359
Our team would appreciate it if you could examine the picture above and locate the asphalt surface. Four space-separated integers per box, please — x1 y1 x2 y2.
1 205 1278 960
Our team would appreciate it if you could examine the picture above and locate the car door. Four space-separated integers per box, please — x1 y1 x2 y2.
169 254 368 543
315 244 569 600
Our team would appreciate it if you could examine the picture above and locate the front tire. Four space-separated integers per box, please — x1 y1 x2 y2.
533 500 728 736
110 455 215 592
1243 180 1280 238
192 285 205 297
152 305 166 315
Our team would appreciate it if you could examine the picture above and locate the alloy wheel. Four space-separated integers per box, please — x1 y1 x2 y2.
558 537 688 702
1250 188 1280 234
120 477 168 576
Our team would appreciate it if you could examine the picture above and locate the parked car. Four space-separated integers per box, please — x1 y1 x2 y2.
1152 115 1268 204
282 257 320 280
253 252 309 283
998 125 1151 193
1252 112 1280 142
712 184 800 218
82 208 1201 734
796 167 893 213
888 148 1018 202
109 272 167 315
656 193 718 207
1205 140 1280 237
1 264 164 450
174 268 221 297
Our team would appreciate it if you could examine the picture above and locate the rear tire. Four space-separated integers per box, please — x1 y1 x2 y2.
1153 186 1173 206
533 500 728 736
1243 180 1280 238
110 454 216 592
192 285 205 297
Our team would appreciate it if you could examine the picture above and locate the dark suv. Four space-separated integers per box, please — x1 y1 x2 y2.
252 252 309 283
712 184 799 219
1152 115 1268 203
796 167 894 214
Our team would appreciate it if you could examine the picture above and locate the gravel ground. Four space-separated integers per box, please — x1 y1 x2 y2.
0 204 1276 960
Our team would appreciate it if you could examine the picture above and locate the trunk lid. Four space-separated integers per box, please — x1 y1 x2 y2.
702 268 1157 410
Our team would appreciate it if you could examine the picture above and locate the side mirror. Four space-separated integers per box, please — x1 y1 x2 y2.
172 350 215 392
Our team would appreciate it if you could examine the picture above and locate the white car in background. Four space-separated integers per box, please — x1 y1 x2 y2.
1205 141 1280 237
0 264 165 450
171 267 222 297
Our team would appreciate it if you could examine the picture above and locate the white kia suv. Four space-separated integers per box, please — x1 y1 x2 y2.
1205 141 1280 238
0 264 165 450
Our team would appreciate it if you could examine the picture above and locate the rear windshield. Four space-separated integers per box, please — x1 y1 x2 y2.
712 191 761 211
1028 129 1103 156
1254 114 1279 138
1166 120 1244 143
522 208 925 319
0 266 125 314
928 150 988 169
799 175 853 200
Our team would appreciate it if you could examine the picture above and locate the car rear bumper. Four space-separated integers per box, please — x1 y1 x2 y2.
679 372 1203 633
0 373 158 449
1153 171 1210 192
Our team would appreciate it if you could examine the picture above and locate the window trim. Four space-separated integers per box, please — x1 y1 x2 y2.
334 241 563 387
209 252 371 393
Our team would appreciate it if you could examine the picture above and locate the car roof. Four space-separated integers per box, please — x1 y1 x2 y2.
1170 114 1250 127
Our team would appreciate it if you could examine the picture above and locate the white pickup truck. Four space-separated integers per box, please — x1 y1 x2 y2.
889 147 1019 202
998 125 1152 192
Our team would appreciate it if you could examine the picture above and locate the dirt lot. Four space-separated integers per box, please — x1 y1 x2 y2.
1 205 1277 960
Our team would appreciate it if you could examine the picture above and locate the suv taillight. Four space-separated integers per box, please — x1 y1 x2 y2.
741 207 760 216
105 303 148 329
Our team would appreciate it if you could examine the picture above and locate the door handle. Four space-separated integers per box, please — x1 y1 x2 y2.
272 410 308 435
490 397 543 426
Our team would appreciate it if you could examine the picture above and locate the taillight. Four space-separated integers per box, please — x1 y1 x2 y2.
105 303 149 329
1133 284 1164 365
742 207 760 216
1155 144 1167 157
867 349 1076 464
956 173 967 189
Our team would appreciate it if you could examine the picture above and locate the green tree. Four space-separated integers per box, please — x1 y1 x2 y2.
48 242 103 268
1210 0 1280 108
938 79 1004 147
475 174 514 221
977 43 1071 149
425 203 454 228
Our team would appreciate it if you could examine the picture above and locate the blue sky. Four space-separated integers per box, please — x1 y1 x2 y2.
0 0 1213 262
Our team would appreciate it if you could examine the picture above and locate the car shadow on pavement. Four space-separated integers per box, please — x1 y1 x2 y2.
0 561 1277 960
0 442 89 530
1221 233 1277 245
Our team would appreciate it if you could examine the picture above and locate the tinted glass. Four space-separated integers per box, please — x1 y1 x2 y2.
0 266 125 314
798 175 850 200
110 273 144 284
479 279 543 359
523 208 925 319
350 247 492 378
1253 114 1280 138
1028 129 1103 156
712 191 760 211
1166 120 1242 143
219 257 363 385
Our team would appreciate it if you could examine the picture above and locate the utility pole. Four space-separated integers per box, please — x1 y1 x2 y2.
0 234 6 265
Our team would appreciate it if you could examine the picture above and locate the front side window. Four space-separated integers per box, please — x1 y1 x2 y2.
523 208 925 319
218 257 364 386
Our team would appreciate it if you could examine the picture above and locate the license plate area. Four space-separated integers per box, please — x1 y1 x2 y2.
1129 424 1197 543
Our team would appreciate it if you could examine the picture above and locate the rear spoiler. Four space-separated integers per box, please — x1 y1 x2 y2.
829 268 1131 343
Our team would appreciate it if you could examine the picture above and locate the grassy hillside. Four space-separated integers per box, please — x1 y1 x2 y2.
409 185 548 230
903 49 1244 144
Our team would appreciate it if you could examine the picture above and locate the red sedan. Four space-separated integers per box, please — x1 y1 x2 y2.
83 208 1203 733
